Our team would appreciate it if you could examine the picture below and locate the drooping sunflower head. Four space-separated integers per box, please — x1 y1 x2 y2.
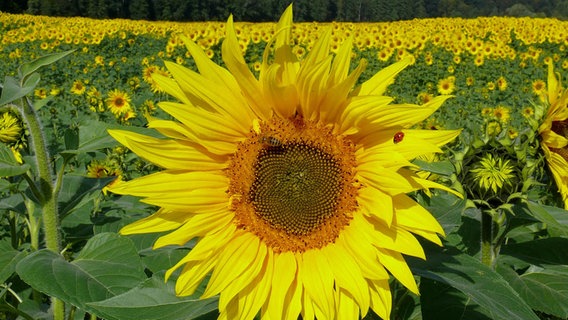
109 5 461 320
538 63 568 208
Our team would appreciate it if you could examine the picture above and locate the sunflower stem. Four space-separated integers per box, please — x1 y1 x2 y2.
19 97 64 319
480 211 494 268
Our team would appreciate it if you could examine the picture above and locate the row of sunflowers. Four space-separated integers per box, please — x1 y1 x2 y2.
1 6 568 320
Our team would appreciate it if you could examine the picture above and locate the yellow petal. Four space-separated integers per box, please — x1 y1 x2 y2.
202 232 261 298
366 216 426 259
545 148 568 209
165 223 237 286
261 63 299 119
120 208 187 235
272 4 294 55
299 249 335 319
368 279 392 320
547 62 560 106
180 34 248 111
358 186 394 226
151 73 191 105
153 206 232 248
140 188 229 210
339 95 393 135
336 289 360 319
357 145 416 171
322 243 370 313
300 27 331 70
108 129 226 170
175 256 218 296
218 239 268 314
357 165 414 196
164 61 253 131
361 95 452 130
329 37 354 86
357 55 412 96
360 128 461 162
222 15 270 120
404 170 463 198
376 248 419 294
297 55 332 121
393 194 445 236
283 273 303 320
339 219 390 280
236 249 273 320
319 58 367 124
264 252 297 320
108 170 227 197
541 129 568 149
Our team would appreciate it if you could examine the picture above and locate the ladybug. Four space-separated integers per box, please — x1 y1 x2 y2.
393 131 404 144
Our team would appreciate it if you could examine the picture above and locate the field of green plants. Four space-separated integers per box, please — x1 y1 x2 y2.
1 11 568 320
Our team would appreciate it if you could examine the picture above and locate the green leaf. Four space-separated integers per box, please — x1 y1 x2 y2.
33 95 54 111
413 159 456 176
16 233 146 315
18 50 75 81
497 264 568 318
64 127 80 151
524 201 568 237
58 175 114 219
424 192 465 235
87 273 218 320
420 278 493 320
0 143 30 177
0 75 37 106
409 245 539 320
499 237 568 269
0 240 27 283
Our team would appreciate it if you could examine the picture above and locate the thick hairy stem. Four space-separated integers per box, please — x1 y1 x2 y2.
20 98 64 319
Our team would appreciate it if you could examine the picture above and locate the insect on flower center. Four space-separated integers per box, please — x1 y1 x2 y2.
227 116 359 253
251 143 342 235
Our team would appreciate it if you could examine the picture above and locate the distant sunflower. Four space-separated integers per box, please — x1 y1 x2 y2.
538 63 568 208
109 6 461 320
532 79 546 98
70 80 86 95
105 89 132 116
437 77 455 95
496 76 507 91
493 105 511 123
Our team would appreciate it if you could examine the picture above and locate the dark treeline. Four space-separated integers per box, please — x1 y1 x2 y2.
2 0 568 22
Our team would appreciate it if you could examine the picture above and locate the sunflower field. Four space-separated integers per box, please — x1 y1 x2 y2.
1 6 568 320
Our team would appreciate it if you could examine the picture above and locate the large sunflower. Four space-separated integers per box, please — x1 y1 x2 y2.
109 6 461 319
538 63 568 208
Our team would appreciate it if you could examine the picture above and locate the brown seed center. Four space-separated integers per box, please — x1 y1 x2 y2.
250 143 342 235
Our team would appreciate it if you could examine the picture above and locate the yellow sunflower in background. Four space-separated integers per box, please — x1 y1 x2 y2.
109 6 461 320
538 63 568 208
105 89 132 116
437 77 455 95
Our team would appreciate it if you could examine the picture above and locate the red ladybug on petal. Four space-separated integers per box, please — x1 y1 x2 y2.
393 131 404 144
